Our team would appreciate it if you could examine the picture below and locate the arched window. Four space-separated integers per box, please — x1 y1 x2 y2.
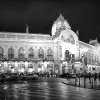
28 48 34 59
47 48 54 60
69 35 75 44
59 46 62 57
8 47 14 59
0 47 4 59
18 47 25 59
65 50 71 61
38 48 44 58
71 54 75 63
47 48 53 56
61 31 75 44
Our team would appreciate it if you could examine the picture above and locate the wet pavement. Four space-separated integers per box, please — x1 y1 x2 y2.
0 78 100 100
62 78 100 89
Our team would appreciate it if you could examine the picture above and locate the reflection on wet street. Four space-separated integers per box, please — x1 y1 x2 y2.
0 78 100 100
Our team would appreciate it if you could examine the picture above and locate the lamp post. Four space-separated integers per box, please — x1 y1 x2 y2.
82 53 87 88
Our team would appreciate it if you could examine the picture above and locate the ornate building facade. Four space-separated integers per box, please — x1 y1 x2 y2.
0 14 99 75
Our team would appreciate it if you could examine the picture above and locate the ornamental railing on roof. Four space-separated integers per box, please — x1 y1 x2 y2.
0 32 52 40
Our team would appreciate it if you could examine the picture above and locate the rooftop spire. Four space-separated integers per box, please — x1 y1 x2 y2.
56 13 65 22
96 37 98 42
25 24 29 33
56 13 71 29
76 30 79 36
51 13 71 36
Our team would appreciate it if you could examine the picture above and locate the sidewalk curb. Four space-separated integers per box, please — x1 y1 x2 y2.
62 82 100 90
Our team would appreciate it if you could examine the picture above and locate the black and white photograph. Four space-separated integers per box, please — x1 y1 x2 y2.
0 0 99 100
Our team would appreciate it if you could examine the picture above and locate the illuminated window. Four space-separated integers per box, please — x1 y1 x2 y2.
38 48 44 58
47 48 53 56
18 47 25 59
8 47 14 59
0 47 4 59
70 35 75 44
65 50 71 61
71 54 75 62
61 34 75 44
47 48 54 60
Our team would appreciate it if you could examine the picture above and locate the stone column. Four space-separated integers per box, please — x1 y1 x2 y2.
53 62 55 73
25 61 28 73
34 61 38 73
15 61 18 73
59 63 62 75
4 61 8 73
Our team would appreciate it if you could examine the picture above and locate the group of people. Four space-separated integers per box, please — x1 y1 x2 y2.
75 72 100 80
73 72 100 86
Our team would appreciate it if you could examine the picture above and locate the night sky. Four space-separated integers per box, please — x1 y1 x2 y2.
0 0 99 43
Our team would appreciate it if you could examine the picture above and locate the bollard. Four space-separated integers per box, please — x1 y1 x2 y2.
75 77 77 86
84 77 86 88
91 78 93 88
79 76 80 87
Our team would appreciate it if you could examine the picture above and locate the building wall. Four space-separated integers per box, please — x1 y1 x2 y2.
0 40 60 60
79 41 100 73
0 14 100 74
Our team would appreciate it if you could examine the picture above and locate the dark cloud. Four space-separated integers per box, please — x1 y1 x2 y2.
0 0 99 43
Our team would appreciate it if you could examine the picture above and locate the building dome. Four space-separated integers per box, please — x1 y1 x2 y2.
51 14 71 36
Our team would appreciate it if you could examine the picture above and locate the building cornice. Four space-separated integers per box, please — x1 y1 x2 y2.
79 40 95 49
0 32 52 40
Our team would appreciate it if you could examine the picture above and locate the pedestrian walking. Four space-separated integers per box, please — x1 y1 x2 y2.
88 72 91 83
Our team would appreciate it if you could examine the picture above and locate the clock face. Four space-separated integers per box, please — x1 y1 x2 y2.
61 30 75 44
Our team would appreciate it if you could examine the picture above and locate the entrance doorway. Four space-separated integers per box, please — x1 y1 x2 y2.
47 63 54 74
